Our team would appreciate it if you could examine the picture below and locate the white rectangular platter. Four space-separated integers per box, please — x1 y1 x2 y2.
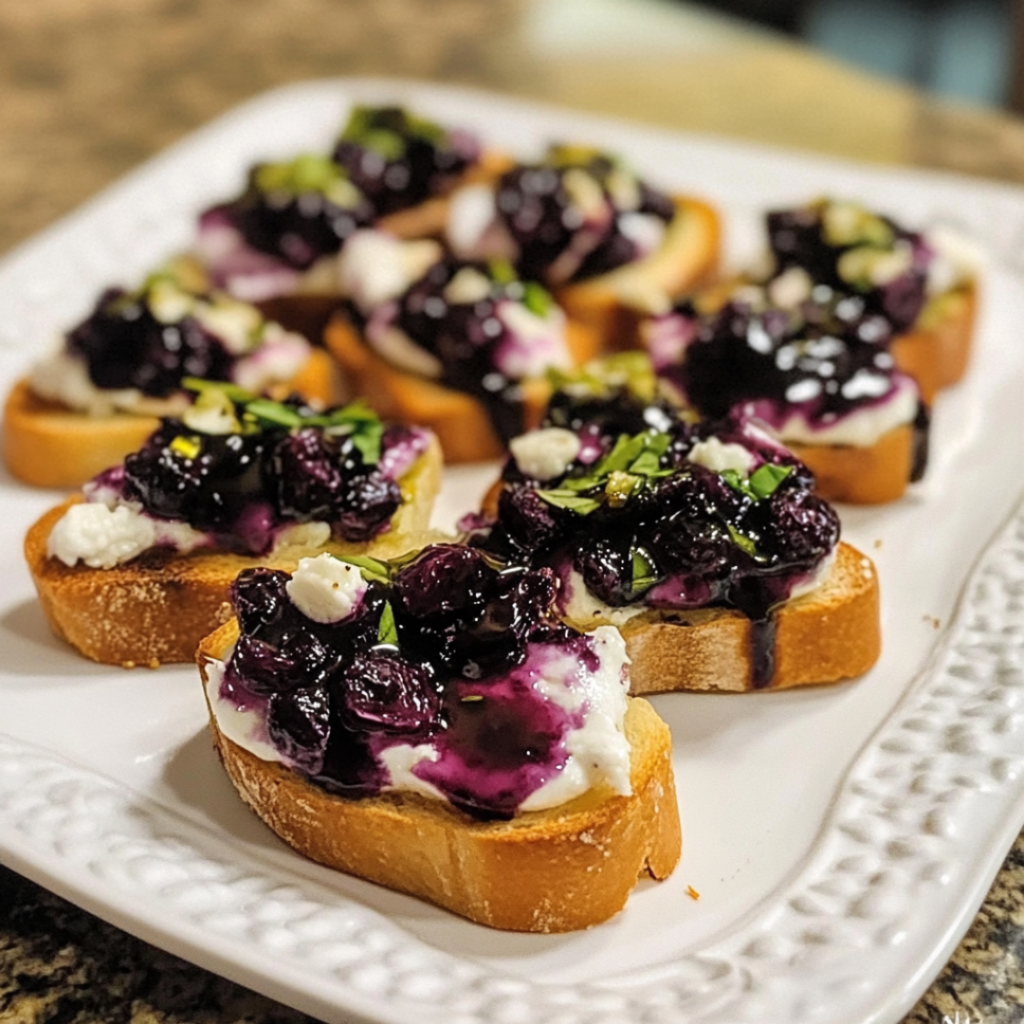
2 79 1024 1024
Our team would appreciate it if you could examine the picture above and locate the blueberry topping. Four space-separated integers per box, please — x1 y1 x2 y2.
67 286 234 397
332 105 480 216
488 400 838 624
115 391 414 553
660 294 907 426
334 653 441 734
494 146 674 284
766 200 930 330
207 154 374 269
223 545 585 820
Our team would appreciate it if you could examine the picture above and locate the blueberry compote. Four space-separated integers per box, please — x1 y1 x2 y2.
220 545 624 820
766 198 933 331
105 388 427 555
482 392 840 687
66 272 237 397
201 154 374 270
647 286 929 482
493 145 675 285
332 105 480 217
356 256 566 444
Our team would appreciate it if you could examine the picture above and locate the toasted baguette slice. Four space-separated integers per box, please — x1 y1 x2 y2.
3 348 340 490
199 618 681 933
556 196 721 351
325 314 600 464
891 282 977 404
24 436 442 668
785 421 920 506
564 541 880 694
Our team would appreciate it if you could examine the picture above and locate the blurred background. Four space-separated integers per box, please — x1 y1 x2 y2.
693 0 1020 107
4 0 1024 258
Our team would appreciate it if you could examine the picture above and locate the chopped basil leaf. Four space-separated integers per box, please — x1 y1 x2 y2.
377 601 399 646
182 378 255 404
350 421 384 465
630 547 660 594
522 281 553 318
536 489 601 515
244 398 305 428
727 524 761 559
749 463 793 499
722 463 793 502
332 553 393 585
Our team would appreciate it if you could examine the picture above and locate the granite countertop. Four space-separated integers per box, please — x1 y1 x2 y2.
3 2 1024 1021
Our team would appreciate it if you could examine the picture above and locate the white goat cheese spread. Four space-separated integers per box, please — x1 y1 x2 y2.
509 427 582 482
285 553 368 624
205 617 633 812
687 437 756 475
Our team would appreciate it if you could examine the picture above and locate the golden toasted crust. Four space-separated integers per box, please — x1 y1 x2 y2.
23 436 442 667
571 541 880 694
324 314 599 464
199 619 681 932
892 282 977 404
786 421 917 505
556 196 721 350
2 348 340 490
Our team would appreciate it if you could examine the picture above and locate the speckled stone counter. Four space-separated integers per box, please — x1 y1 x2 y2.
3 2 1024 1022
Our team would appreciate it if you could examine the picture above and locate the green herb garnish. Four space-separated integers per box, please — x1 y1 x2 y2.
377 601 399 646
534 428 672 516
727 524 763 560
630 546 660 595
721 463 793 502
547 351 657 406
180 385 387 466
332 553 394 586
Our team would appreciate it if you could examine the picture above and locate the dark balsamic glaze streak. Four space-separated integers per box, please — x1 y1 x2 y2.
495 151 675 284
483 393 839 689
111 409 415 553
67 288 233 397
224 546 589 820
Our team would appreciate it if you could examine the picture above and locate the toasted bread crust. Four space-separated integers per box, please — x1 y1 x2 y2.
24 436 442 667
590 542 880 694
2 348 340 490
892 282 977 403
556 196 721 350
324 314 598 463
199 618 681 932
786 421 917 505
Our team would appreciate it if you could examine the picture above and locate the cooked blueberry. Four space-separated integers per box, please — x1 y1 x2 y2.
267 687 331 773
334 653 441 734
496 485 562 556
394 544 494 619
574 537 635 606
123 424 265 533
270 429 347 521
67 289 232 396
762 488 840 565
231 568 291 636
335 473 402 541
